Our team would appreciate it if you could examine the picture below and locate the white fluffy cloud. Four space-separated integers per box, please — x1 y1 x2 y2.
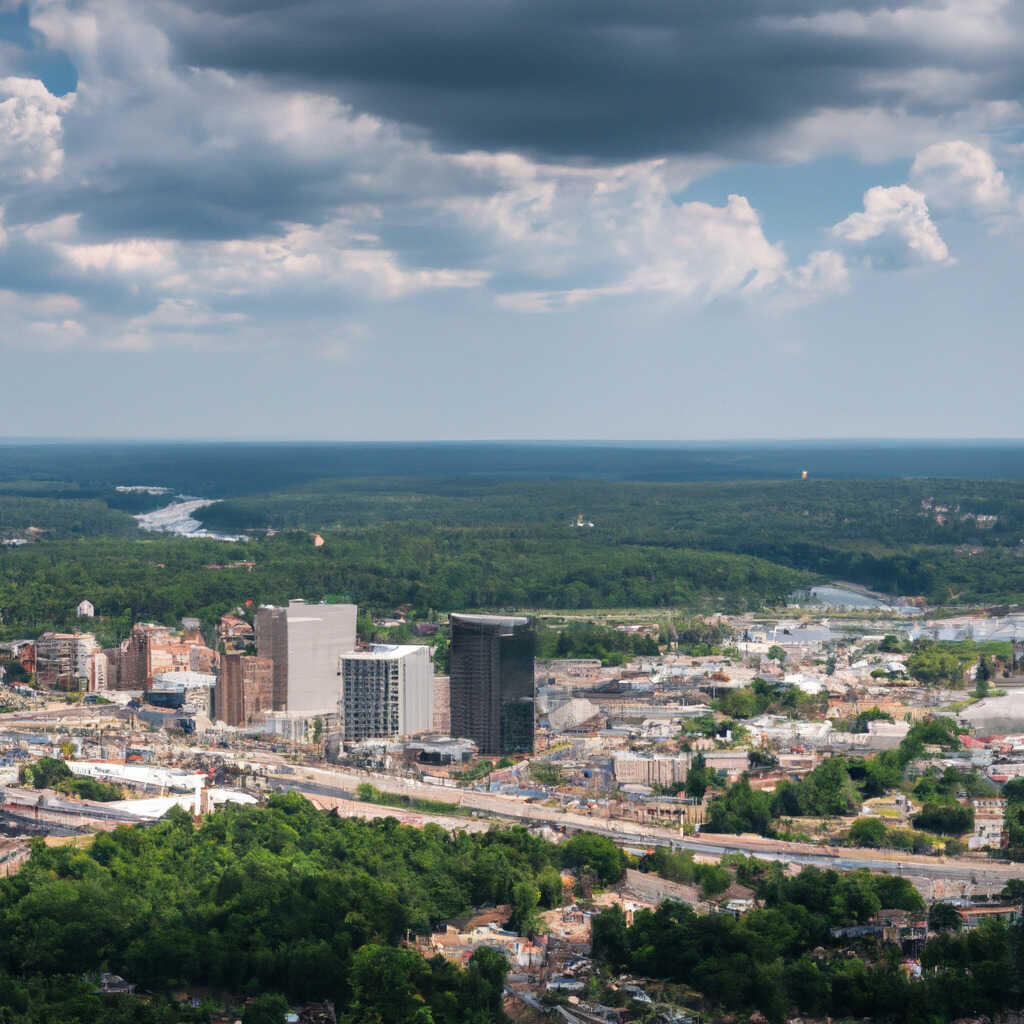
489 184 782 312
190 221 488 299
0 0 1016 351
767 101 1024 165
38 216 490 346
786 249 850 303
910 140 1014 216
832 185 950 267
0 76 72 183
826 139 1021 274
58 238 176 275
449 156 852 313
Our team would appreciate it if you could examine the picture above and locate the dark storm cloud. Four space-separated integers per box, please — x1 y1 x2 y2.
165 0 1024 160
6 160 348 241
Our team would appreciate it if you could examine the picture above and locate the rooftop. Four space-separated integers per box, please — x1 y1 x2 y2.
451 613 530 627
340 644 430 660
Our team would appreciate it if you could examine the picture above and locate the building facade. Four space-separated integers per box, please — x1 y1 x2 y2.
90 651 108 691
255 599 357 713
35 632 98 690
115 623 218 691
337 644 433 740
449 614 535 756
217 653 274 727
432 675 451 733
613 752 692 787
970 797 1007 850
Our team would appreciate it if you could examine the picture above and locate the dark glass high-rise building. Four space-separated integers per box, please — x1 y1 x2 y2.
449 613 535 756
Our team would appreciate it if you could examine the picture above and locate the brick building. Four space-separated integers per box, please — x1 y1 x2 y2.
216 653 274 727
118 623 218 690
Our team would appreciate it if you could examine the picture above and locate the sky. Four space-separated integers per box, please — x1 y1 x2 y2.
1 0 1023 441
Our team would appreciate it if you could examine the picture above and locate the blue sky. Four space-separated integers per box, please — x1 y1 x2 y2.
1 0 1023 440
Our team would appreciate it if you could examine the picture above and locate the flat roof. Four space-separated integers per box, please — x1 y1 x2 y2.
341 644 431 660
451 613 530 627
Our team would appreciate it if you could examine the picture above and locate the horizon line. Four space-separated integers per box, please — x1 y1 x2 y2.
5 436 1024 446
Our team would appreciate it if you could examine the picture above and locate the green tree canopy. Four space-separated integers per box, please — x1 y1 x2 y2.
559 833 626 886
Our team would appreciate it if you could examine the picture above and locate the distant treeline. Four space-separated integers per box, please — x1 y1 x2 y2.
0 528 807 638
197 476 1024 604
195 475 1024 541
0 493 140 541
7 475 1024 637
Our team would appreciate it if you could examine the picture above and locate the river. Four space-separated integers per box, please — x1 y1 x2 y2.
133 497 248 542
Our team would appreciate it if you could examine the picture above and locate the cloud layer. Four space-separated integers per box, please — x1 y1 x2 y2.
161 0 1024 161
0 0 1020 354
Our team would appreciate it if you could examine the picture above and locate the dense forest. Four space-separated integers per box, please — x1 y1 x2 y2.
0 529 808 638
0 479 140 541
8 444 1024 638
0 796 628 1023
195 475 1024 544
194 475 1024 602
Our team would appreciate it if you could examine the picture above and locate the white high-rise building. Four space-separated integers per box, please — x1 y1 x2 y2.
338 644 433 740
255 599 358 713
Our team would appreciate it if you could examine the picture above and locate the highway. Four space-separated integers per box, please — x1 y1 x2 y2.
251 759 1024 889
13 708 1020 890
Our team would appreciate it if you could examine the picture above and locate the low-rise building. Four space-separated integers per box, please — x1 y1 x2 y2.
958 905 1021 930
259 710 339 744
830 720 910 751
970 797 1007 850
219 614 255 653
547 698 599 732
539 659 604 678
704 750 752 777
613 752 691 787
117 623 219 690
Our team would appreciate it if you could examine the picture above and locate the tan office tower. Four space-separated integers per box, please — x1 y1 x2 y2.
255 599 357 713
217 653 274 726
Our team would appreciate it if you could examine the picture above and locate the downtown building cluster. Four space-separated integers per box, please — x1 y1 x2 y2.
6 601 538 756
242 604 537 755
22 618 219 693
